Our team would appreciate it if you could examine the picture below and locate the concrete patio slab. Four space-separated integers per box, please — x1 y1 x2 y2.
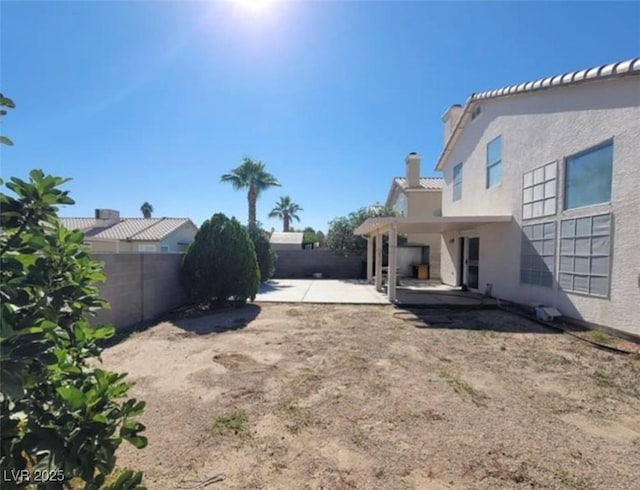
256 279 389 304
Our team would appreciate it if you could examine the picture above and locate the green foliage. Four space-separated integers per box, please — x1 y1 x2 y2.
268 195 303 232
210 410 250 438
139 201 153 219
0 93 15 146
220 157 281 226
248 225 277 283
0 170 146 488
326 205 397 256
182 213 260 305
302 227 325 247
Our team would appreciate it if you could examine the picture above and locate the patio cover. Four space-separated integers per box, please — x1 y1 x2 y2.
354 215 513 236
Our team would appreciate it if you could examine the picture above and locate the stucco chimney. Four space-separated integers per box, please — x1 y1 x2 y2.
405 152 421 188
442 104 463 145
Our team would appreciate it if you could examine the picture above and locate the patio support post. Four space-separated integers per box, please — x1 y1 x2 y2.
366 236 374 283
388 223 398 301
374 231 383 291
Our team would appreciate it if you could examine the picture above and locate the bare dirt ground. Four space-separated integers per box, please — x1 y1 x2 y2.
102 304 640 490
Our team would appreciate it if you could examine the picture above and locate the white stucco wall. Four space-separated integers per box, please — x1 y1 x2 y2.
388 188 442 279
439 76 640 336
160 222 198 252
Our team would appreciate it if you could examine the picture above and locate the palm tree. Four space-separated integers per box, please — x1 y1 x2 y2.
268 196 303 232
140 201 153 218
221 157 281 227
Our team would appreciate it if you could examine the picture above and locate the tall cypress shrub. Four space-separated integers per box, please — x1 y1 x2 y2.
182 213 260 306
248 225 277 283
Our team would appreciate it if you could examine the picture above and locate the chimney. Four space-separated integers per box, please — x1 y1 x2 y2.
441 104 463 145
94 209 120 224
405 152 421 188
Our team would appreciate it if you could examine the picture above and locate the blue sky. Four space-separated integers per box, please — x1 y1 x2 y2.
2 1 638 233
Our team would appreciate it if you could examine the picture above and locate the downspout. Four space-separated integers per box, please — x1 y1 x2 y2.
140 253 144 324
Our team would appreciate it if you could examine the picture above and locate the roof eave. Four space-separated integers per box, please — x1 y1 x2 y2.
434 57 640 172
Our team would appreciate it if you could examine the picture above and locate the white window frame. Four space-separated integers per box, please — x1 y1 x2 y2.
453 162 463 202
564 141 613 211
520 221 556 288
486 136 502 189
522 162 557 220
559 214 612 297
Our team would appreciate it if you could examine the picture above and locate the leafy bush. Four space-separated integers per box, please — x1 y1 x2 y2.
0 170 146 489
182 213 260 305
248 225 277 283
326 206 397 256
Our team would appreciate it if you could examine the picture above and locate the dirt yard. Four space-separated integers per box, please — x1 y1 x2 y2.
102 304 640 489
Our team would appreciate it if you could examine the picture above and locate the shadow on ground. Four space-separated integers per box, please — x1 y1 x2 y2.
394 306 588 335
258 281 296 292
169 303 262 335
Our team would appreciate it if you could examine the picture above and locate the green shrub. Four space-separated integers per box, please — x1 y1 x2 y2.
327 205 398 256
0 170 146 488
181 213 260 306
248 225 277 282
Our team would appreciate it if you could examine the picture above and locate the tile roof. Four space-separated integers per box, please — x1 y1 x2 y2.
58 218 100 232
270 232 303 244
393 177 443 190
436 57 640 171
60 217 194 241
469 58 640 102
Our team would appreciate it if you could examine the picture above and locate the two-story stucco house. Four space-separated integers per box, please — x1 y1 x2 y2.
60 209 198 253
385 154 443 279
356 58 640 337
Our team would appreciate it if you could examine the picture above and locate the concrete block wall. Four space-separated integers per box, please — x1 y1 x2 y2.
91 253 186 330
274 249 365 279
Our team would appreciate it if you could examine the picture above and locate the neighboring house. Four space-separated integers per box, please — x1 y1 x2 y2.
385 153 443 279
60 209 198 253
356 58 640 337
270 232 304 250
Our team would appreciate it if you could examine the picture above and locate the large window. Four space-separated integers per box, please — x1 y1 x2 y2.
453 162 463 201
559 214 611 297
393 193 407 217
520 222 556 287
523 162 557 220
486 136 502 188
564 142 613 210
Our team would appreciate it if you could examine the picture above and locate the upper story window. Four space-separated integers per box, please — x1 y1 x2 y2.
453 162 463 202
486 136 502 188
564 142 613 210
392 193 407 217
523 162 557 220
471 105 482 120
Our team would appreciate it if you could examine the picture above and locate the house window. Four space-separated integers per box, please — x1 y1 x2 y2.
393 193 407 217
523 162 557 220
138 244 157 253
559 214 611 297
564 142 613 210
160 245 169 253
471 105 482 120
520 222 556 287
486 136 502 188
453 162 463 202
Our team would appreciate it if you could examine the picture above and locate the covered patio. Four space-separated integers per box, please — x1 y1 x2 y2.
354 215 512 302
